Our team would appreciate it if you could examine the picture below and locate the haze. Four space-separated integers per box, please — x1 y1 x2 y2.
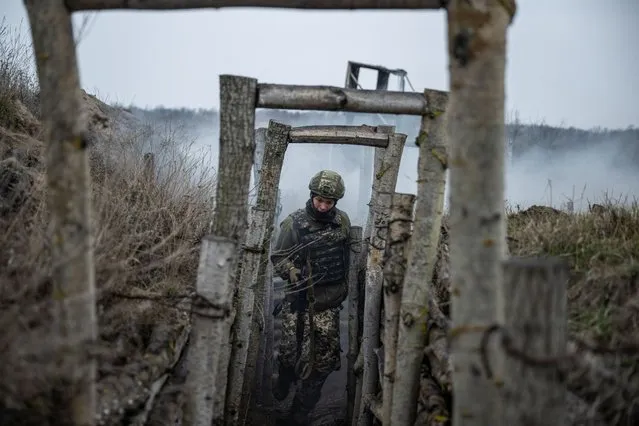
2 0 638 225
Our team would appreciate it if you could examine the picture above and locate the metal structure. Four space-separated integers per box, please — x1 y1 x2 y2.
343 60 413 225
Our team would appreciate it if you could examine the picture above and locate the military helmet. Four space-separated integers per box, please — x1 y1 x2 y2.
308 170 346 200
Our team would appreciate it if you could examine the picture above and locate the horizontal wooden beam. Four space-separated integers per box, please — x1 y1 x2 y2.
66 0 447 11
288 125 391 147
257 83 445 116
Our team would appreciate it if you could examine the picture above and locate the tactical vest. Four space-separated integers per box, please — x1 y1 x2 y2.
291 209 348 286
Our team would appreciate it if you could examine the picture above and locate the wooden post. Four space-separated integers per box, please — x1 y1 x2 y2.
225 120 290 426
356 132 406 426
353 126 395 424
391 89 449 426
357 147 374 225
446 2 517 426
381 193 416 425
183 236 237 426
252 128 267 203
347 225 364 425
143 152 155 184
23 1 98 424
67 0 446 11
498 257 568 426
184 74 257 425
250 126 267 411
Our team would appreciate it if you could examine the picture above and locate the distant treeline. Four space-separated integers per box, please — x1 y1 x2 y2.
122 105 639 169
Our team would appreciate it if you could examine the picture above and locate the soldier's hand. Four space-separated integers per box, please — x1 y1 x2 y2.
289 266 302 284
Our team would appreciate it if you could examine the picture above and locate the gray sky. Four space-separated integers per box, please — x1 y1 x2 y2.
2 0 638 129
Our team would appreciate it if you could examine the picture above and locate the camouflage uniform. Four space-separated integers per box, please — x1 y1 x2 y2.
270 170 353 424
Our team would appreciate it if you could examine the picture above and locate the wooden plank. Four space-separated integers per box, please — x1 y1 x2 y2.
288 125 390 147
67 0 447 11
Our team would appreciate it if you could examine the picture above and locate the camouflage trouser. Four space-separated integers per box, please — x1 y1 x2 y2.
276 300 341 417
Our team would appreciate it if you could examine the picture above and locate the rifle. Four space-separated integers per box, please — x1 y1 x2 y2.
294 256 316 380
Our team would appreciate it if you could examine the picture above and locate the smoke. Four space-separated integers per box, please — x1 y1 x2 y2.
180 111 639 226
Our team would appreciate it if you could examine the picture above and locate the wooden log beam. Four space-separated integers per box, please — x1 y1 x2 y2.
23 1 98 424
257 84 442 115
66 0 447 11
288 125 390 148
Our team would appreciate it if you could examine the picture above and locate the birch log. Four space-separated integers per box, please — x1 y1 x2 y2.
23 1 97 424
67 0 446 10
226 120 290 425
391 89 448 426
357 132 406 426
347 226 364 425
353 134 391 426
251 127 266 408
446 2 516 426
191 74 256 425
498 257 568 426
381 193 416 426
183 236 237 426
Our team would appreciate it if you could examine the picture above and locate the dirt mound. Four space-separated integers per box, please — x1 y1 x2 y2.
0 91 212 425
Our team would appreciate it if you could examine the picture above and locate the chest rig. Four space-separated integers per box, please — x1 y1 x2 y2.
291 209 348 286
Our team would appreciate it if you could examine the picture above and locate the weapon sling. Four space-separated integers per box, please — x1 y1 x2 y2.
294 256 316 380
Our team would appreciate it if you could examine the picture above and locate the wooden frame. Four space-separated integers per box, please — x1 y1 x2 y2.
22 2 524 426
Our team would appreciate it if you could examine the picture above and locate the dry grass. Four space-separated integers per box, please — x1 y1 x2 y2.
0 20 215 423
507 202 639 344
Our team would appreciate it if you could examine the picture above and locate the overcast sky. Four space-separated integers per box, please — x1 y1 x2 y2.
2 1 638 130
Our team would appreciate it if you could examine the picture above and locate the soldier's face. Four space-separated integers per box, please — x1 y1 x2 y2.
312 196 336 213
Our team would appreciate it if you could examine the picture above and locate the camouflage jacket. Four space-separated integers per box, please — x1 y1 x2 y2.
271 204 353 310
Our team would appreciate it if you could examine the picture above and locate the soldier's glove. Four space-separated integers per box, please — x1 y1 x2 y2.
288 266 302 285
285 266 303 303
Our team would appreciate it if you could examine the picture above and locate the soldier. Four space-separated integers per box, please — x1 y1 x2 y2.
270 169 353 425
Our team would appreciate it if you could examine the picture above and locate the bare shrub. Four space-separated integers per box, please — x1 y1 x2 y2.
0 93 214 421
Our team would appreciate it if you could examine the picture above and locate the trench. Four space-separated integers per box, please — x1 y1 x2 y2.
266 277 349 426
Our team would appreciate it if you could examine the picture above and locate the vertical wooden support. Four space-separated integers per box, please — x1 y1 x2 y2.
356 132 406 426
143 152 155 184
446 2 516 426
226 120 290 425
498 257 568 426
347 225 364 424
184 74 256 426
23 1 98 424
184 236 237 426
251 126 268 411
381 193 416 425
391 89 449 426
357 147 374 224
